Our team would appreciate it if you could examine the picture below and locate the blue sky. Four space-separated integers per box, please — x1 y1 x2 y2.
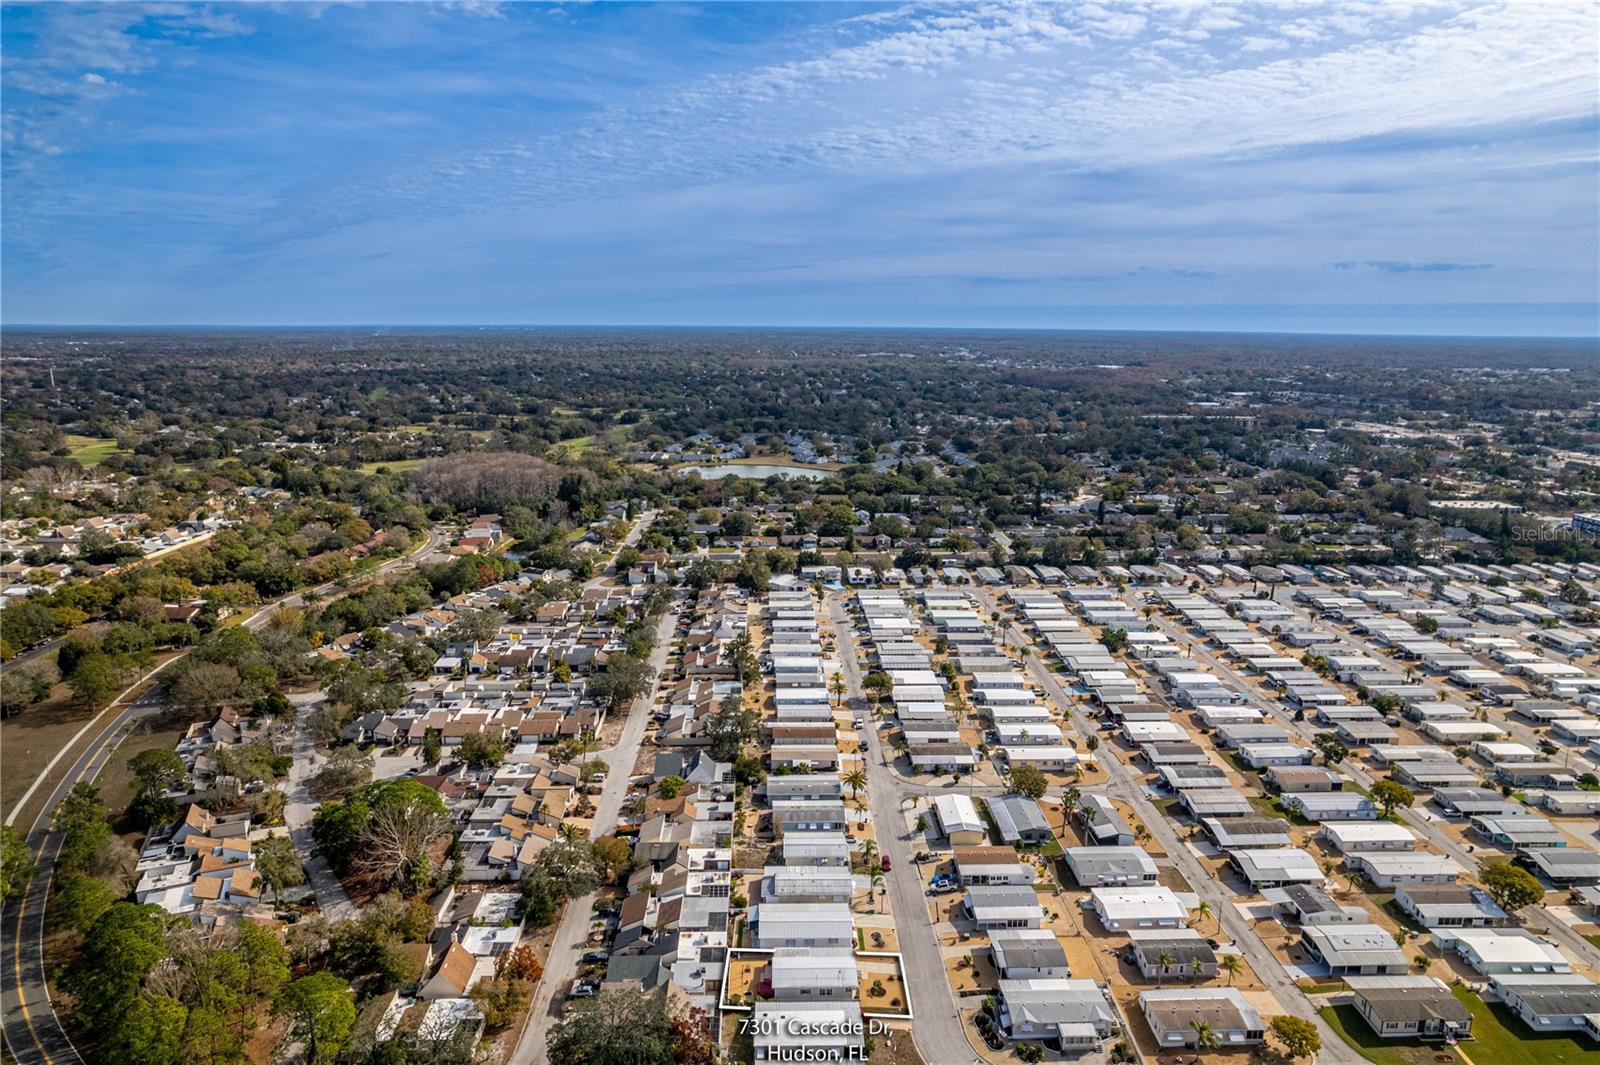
3 1 1598 335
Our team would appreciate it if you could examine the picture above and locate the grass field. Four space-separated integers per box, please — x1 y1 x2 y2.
555 425 632 456
1449 985 1600 1065
554 435 597 455
0 653 182 828
1321 989 1600 1065
358 458 426 474
65 434 128 466
722 455 845 472
1319 1004 1466 1065
94 709 204 836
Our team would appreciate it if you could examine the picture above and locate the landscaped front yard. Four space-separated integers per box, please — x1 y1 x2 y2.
1320 1004 1466 1065
1448 986 1600 1065
1320 987 1600 1065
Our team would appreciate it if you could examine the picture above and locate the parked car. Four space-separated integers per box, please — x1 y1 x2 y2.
581 950 611 964
568 978 600 999
879 856 892 872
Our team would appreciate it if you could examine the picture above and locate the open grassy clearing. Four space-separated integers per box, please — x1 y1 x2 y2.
65 434 129 466
358 458 426 474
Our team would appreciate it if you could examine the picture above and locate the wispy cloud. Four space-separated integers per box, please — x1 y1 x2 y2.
1 1 1594 329
1331 260 1495 273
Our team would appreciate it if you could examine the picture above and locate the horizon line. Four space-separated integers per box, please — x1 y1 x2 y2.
4 322 1598 343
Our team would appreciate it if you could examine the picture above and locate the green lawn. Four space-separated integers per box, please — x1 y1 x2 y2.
1021 838 1063 859
1299 980 1346 996
555 425 632 456
974 798 1006 845
1319 1004 1466 1065
1248 793 1312 825
65 434 128 466
1449 985 1600 1065
358 458 426 474
555 434 597 455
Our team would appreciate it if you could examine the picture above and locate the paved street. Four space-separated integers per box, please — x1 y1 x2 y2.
973 589 1363 1065
1140 598 1600 972
508 581 677 1065
283 693 357 923
826 592 981 1065
1 684 171 1065
2 527 445 1065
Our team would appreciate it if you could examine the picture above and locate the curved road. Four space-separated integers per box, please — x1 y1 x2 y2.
1 528 445 1065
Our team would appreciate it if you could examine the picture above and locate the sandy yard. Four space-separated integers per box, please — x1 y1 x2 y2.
943 946 999 992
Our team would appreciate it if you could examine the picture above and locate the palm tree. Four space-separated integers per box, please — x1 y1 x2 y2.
1221 954 1242 986
843 768 868 801
1156 950 1176 987
1196 900 1212 931
830 671 847 708
1062 785 1082 815
871 873 886 911
575 728 598 775
1192 1021 1220 1051
860 839 879 871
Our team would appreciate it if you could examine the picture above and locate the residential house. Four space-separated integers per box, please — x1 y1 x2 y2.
1394 885 1508 928
1089 886 1187 931
1128 930 1218 981
989 929 1069 979
1300 924 1409 976
1345 976 1474 1040
1139 989 1265 1049
1063 847 1159 888
965 886 1047 930
1433 929 1571 976
998 980 1118 1050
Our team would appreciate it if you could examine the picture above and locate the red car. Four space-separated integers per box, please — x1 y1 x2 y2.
879 856 892 872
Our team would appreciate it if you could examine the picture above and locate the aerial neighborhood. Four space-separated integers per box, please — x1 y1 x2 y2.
4 332 1600 1065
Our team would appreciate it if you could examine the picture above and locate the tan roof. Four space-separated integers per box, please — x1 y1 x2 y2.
516 835 545 866
430 941 476 995
192 877 224 900
619 891 652 927
1146 998 1250 1032
954 846 1023 866
198 851 251 873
